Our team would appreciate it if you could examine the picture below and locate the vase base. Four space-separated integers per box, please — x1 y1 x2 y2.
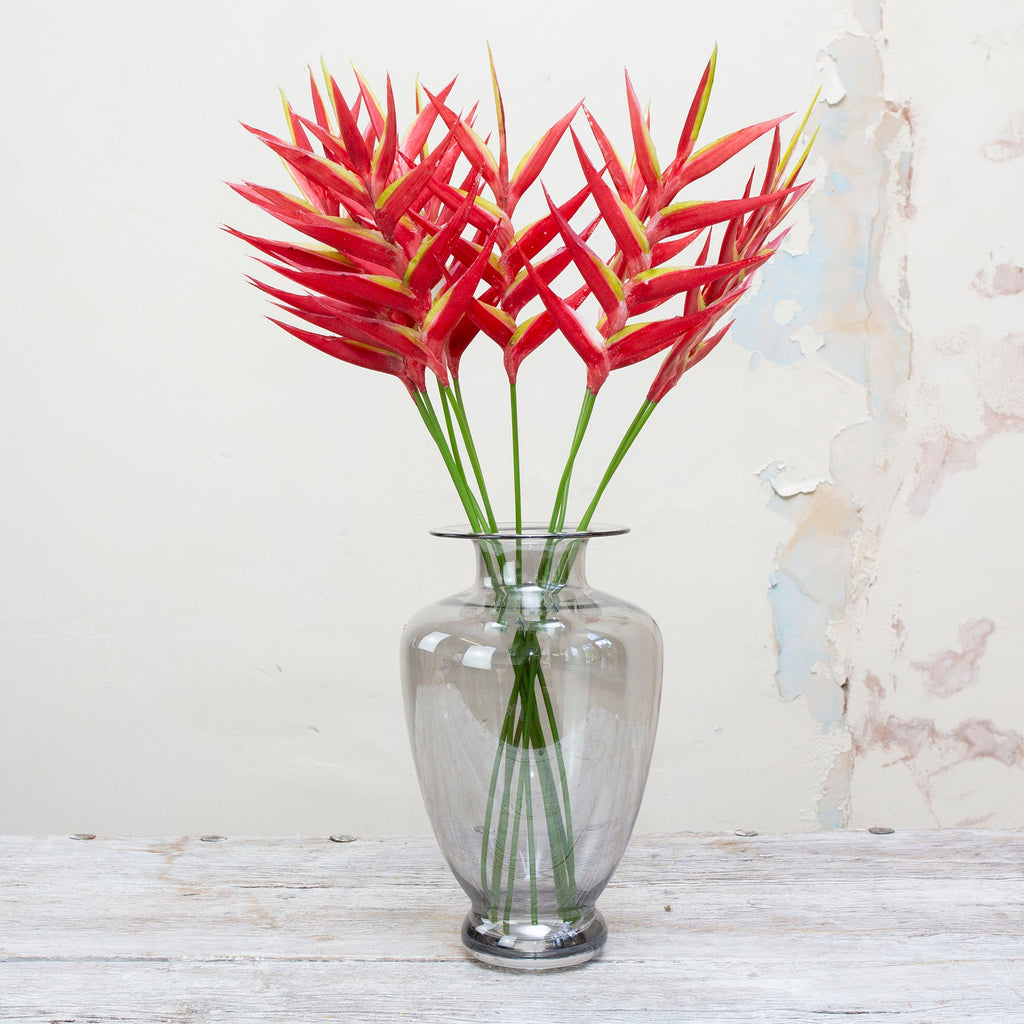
461 909 606 970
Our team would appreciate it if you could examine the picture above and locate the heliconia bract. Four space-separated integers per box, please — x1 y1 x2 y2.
230 53 815 403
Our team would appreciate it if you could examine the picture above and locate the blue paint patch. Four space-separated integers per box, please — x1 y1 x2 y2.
733 95 877 384
821 333 868 384
826 171 852 195
899 152 913 184
822 104 850 146
758 31 892 830
732 251 823 366
818 804 844 829
768 570 844 726
768 570 830 702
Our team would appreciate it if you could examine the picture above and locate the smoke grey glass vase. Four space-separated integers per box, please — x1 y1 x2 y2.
400 526 662 969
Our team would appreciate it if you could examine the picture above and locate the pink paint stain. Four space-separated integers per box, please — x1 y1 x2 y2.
854 671 1024 825
860 710 1023 769
972 260 1024 298
912 617 996 697
907 433 981 516
908 333 1024 516
982 111 1024 162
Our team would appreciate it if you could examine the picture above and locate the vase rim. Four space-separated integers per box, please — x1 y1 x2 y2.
430 522 629 541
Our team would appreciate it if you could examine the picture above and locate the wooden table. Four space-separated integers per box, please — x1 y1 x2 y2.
1 830 1021 1022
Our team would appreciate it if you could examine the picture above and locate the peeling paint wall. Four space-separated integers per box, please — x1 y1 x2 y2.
841 5 1024 824
762 0 1024 828
1 0 1023 834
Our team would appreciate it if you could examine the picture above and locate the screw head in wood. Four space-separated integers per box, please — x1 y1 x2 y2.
734 829 759 837
70 833 96 841
869 827 895 835
199 835 228 843
329 834 357 843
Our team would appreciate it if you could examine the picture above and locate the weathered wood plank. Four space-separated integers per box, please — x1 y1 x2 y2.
0 831 1021 1023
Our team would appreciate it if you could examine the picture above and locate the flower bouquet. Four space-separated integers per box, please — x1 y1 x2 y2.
231 49 815 968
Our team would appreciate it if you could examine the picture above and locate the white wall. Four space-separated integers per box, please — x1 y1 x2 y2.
2 0 1022 835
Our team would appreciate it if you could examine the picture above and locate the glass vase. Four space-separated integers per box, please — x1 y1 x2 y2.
400 525 663 969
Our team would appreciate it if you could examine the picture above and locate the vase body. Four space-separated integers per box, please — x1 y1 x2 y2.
400 527 662 969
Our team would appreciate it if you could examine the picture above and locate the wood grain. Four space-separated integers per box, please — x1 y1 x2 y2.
1 831 1021 1022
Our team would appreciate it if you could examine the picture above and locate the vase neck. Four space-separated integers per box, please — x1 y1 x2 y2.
471 537 589 589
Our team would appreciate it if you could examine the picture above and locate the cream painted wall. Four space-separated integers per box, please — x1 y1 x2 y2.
1 0 1022 835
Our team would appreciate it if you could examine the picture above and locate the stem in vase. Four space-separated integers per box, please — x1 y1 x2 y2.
487 626 532 920
482 616 579 928
535 659 575 885
525 661 574 915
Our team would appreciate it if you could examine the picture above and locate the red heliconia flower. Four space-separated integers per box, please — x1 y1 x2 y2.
230 51 819 568
520 49 817 401
231 53 815 407
231 61 589 396
418 57 586 383
230 65 496 396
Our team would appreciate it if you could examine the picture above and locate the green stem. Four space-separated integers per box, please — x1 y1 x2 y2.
413 390 485 533
480 653 527 912
488 630 531 918
502 734 530 932
538 388 597 587
510 382 523 583
474 388 657 930
485 623 578 924
525 671 572 912
548 388 597 534
524 744 538 924
550 399 659 588
438 382 469 489
447 379 498 533
509 383 523 532
416 389 504 588
577 398 658 532
535 661 575 885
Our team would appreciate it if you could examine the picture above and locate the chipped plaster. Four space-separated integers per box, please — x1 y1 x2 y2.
748 14 915 827
756 0 1024 828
